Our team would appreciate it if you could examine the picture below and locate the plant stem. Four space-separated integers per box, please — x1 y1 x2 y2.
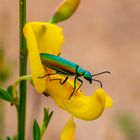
18 0 27 139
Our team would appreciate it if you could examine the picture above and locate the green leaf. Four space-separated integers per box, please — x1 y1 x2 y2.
43 108 53 129
0 87 13 103
7 86 13 97
33 120 41 140
40 108 53 139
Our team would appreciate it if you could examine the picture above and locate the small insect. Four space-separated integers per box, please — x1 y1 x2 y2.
40 53 110 99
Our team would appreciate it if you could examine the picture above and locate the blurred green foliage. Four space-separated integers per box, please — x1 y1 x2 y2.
0 41 12 138
0 46 11 84
116 112 140 140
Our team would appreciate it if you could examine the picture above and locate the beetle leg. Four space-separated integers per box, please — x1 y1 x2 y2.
76 78 83 91
68 66 80 99
38 73 57 78
49 76 69 85
58 53 61 56
68 76 79 99
60 76 69 84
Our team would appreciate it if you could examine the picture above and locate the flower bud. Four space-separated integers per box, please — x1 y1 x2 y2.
49 0 80 23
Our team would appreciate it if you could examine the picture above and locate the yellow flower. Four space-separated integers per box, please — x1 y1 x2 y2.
24 21 113 119
23 22 113 139
61 117 75 140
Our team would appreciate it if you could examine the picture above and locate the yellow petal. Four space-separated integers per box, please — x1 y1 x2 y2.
23 23 46 93
23 22 64 93
30 22 64 55
44 74 113 120
61 117 75 140
50 0 80 23
105 95 113 108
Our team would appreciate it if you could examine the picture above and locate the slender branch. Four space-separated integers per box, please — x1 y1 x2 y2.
18 0 27 139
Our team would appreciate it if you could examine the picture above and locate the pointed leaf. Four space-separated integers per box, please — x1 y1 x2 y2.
40 108 53 136
43 108 53 129
7 86 13 97
0 87 13 103
33 120 41 140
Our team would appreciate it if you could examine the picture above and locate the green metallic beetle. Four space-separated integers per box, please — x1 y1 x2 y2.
40 53 110 99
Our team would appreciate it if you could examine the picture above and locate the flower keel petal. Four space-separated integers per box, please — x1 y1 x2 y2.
44 75 113 120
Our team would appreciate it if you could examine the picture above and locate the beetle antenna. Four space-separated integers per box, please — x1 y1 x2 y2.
92 71 110 77
92 79 103 88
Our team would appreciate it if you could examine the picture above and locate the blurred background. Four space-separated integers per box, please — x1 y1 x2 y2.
0 0 140 139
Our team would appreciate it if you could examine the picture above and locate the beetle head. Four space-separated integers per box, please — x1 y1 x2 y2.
83 71 92 83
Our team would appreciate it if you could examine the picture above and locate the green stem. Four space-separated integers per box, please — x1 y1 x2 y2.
13 75 32 104
14 75 32 87
18 0 27 139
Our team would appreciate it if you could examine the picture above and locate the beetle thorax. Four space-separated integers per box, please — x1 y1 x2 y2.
83 71 92 83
